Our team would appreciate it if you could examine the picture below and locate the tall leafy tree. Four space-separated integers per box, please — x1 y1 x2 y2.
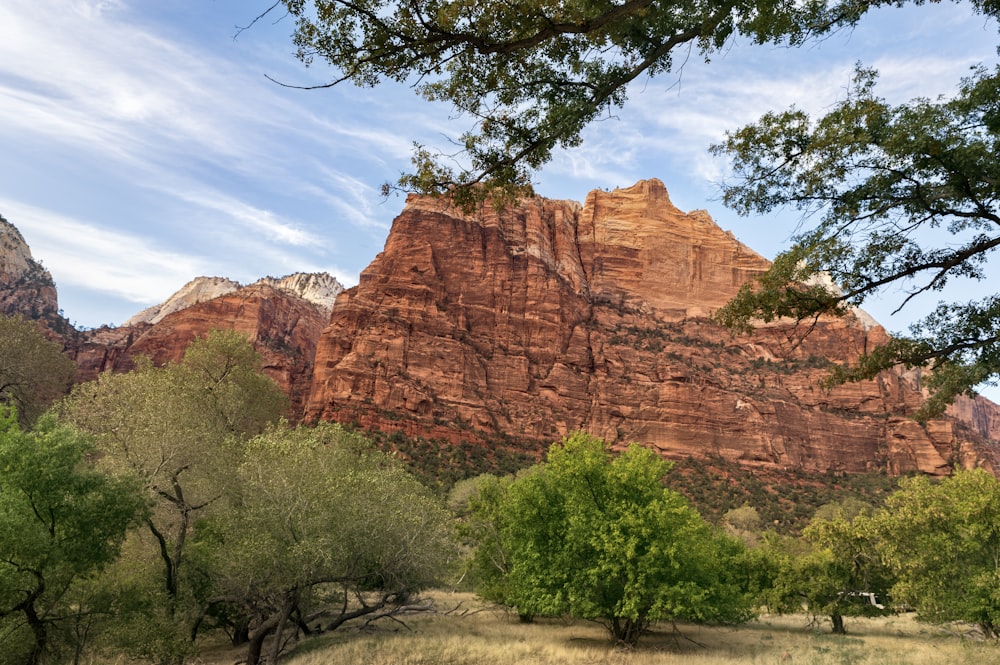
875 469 1000 637
714 64 1000 415
194 423 457 665
260 0 982 207
0 414 145 665
762 509 893 635
0 314 75 428
55 330 287 664
468 432 754 647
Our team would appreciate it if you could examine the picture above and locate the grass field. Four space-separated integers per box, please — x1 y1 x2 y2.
199 592 1000 665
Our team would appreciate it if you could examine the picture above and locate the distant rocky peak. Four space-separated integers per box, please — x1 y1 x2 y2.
0 214 46 286
124 276 242 326
0 214 63 329
125 272 345 327
252 272 344 312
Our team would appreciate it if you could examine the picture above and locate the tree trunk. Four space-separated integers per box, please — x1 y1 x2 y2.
610 616 645 647
245 626 268 665
831 613 846 635
23 603 47 665
267 595 297 665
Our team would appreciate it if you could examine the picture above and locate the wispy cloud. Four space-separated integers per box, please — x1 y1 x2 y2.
1 198 207 304
172 189 321 247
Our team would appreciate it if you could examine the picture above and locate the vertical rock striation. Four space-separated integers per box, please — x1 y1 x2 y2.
306 180 1000 475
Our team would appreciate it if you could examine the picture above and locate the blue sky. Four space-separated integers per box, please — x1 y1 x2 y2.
1 1 997 397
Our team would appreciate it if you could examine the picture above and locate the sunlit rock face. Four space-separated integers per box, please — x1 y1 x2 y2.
74 282 331 419
69 273 345 418
124 277 242 326
4 189 999 474
0 215 63 331
306 180 1000 475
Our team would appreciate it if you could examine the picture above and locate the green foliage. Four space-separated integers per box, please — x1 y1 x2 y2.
667 455 897 535
0 314 75 428
0 416 146 665
173 329 289 434
55 330 287 663
715 63 1000 415
272 0 924 207
764 515 893 634
467 432 754 646
196 423 458 665
874 469 1000 637
364 427 539 490
723 505 763 546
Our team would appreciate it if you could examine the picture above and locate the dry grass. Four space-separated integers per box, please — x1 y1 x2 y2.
196 592 1000 665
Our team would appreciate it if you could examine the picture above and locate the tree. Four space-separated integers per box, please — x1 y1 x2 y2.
714 63 1000 416
193 423 457 665
874 469 1000 637
264 0 943 207
722 504 763 546
467 432 754 647
55 330 287 663
0 314 75 428
763 511 893 635
461 473 521 616
0 414 145 665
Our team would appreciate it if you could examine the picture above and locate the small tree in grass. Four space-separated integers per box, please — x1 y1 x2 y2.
468 432 755 647
762 511 893 635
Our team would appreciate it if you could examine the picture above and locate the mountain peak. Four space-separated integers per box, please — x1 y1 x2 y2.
125 272 346 326
0 214 63 329
124 276 242 326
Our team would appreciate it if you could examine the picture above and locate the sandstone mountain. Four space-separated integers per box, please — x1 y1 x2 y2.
73 281 331 415
124 273 343 326
124 276 243 325
0 214 68 335
254 272 344 311
0 216 341 419
4 185 999 477
71 273 342 415
306 180 1000 476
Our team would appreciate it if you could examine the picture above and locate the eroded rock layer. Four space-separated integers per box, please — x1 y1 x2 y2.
306 180 1000 475
74 284 328 416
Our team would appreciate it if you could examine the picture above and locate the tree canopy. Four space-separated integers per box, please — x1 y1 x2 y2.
0 414 145 665
0 314 75 428
55 331 287 664
874 469 1000 638
714 64 1000 415
269 0 978 208
762 511 893 635
196 423 457 665
467 432 754 647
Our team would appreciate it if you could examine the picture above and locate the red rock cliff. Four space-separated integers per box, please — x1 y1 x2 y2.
306 180 1000 475
74 283 328 417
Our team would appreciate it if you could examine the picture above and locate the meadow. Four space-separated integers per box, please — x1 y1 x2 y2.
195 592 999 665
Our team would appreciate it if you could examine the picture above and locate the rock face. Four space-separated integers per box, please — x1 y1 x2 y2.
73 279 333 417
306 180 1000 475
125 273 344 326
253 273 344 311
124 277 242 325
0 215 69 335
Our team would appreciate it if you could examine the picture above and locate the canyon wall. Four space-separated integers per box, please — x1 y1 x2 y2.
305 180 1000 475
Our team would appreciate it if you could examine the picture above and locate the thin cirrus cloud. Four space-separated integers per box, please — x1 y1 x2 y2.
0 0 434 328
0 0 417 217
3 0 998 333
1 198 207 304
